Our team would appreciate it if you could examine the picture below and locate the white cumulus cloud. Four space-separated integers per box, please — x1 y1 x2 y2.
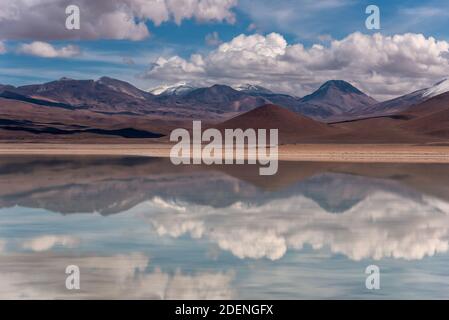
145 32 449 100
0 252 234 299
19 41 81 58
128 189 449 262
21 235 79 252
0 0 237 41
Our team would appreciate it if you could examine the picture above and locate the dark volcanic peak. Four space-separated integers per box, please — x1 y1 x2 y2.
324 80 364 93
303 80 365 101
294 80 378 120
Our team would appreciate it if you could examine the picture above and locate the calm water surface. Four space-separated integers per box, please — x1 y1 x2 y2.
1 156 449 299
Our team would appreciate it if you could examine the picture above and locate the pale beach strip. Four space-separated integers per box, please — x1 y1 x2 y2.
0 143 449 163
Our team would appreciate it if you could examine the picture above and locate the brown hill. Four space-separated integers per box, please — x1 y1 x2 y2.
212 104 338 144
329 116 419 143
399 92 449 138
329 91 449 143
402 91 449 117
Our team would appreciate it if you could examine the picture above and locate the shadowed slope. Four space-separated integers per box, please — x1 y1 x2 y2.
397 92 449 139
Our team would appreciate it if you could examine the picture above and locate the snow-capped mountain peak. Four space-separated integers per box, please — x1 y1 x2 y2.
148 82 197 96
422 78 449 99
233 83 273 94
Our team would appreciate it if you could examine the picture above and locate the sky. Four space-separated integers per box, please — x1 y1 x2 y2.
1 0 449 100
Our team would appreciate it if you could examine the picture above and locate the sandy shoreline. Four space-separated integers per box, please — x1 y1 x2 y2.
0 143 449 163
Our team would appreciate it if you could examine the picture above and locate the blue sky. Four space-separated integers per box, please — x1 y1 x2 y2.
1 0 449 99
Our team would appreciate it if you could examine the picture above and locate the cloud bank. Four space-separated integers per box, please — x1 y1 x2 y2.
0 0 238 41
0 252 234 299
145 32 449 100
132 191 449 262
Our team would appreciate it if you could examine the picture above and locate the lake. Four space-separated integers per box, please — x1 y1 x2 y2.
1 156 449 299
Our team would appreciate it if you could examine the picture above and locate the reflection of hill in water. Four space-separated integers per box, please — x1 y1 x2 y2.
0 156 448 215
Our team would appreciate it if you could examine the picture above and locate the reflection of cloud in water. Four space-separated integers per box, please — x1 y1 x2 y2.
22 235 79 252
3 158 449 299
132 192 449 261
0 240 5 254
0 252 234 299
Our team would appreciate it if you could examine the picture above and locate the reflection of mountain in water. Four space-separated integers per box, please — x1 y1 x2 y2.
2 156 449 262
2 156 449 299
291 173 418 213
1 156 449 215
136 190 449 261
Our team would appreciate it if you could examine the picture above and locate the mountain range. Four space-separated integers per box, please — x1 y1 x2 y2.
1 76 449 142
2 156 448 215
148 79 380 120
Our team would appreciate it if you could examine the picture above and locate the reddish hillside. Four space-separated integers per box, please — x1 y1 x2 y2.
402 92 449 117
399 92 449 138
212 104 338 144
